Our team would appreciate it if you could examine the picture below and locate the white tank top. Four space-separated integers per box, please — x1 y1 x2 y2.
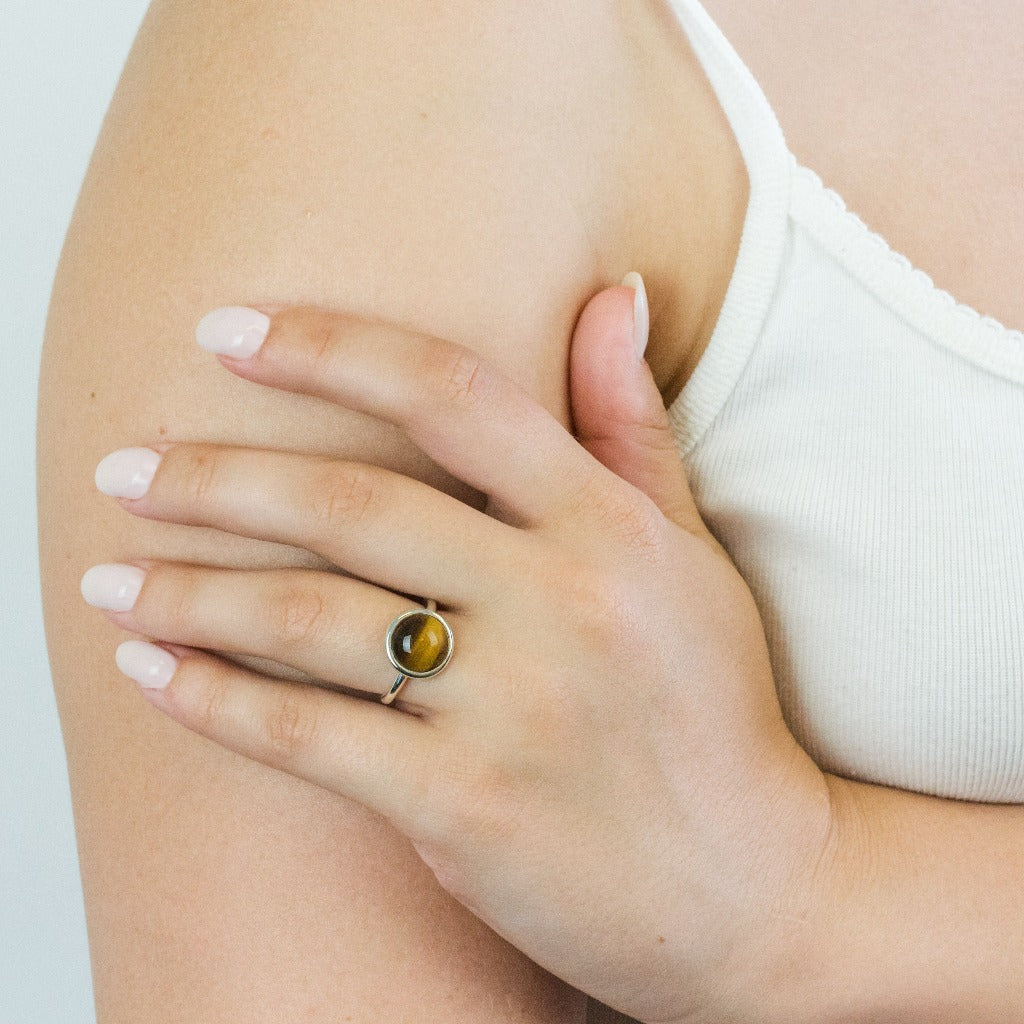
665 0 1024 802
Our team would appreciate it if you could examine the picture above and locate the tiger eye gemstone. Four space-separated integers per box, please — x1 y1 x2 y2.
388 611 451 675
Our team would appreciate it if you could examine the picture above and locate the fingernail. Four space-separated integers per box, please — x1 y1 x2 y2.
81 563 146 611
115 640 178 689
196 306 270 358
95 447 162 498
621 271 650 358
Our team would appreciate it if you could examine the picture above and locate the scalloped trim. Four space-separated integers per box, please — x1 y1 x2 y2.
789 154 1024 384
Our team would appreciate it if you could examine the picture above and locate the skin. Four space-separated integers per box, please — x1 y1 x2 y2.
78 286 1024 1024
74 285 1024 1023
39 4 745 1019
37 5 746 1020
37 2 1024 1024
700 0 1024 337
80 289 836 1024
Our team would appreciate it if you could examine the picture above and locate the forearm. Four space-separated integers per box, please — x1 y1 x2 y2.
774 774 1024 1023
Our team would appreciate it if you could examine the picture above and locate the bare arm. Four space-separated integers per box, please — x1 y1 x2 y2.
759 775 1024 1023
36 0 746 1017
37 1 673 1019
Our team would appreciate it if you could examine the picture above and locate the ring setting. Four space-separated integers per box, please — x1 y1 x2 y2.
381 598 454 704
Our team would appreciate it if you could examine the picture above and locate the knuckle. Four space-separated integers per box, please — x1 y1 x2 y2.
569 467 666 561
308 462 381 532
190 669 229 736
270 583 333 649
538 548 641 656
151 565 198 635
303 312 347 384
264 690 319 760
606 492 665 559
422 338 490 410
177 446 222 510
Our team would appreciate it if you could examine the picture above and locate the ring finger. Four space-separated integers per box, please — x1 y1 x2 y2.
83 560 467 712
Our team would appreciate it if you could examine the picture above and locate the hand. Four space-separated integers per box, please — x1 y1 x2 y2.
81 281 835 1024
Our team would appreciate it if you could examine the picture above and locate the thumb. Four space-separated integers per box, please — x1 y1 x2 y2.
569 272 709 537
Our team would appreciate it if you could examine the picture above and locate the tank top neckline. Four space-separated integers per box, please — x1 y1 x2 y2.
661 0 793 458
663 0 1024 458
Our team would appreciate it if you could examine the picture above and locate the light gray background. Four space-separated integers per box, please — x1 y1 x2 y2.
2 2 150 1020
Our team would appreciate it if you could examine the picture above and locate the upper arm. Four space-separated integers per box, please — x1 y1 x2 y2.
37 1 640 1019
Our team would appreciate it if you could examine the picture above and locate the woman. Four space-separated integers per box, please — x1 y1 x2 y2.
38 0 1024 1021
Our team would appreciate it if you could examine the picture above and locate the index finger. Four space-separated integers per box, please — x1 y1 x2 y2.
196 305 602 529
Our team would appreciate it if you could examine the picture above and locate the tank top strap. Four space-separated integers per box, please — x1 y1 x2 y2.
662 0 795 456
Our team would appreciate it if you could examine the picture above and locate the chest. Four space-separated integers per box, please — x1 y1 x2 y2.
701 0 1024 334
685 223 1024 800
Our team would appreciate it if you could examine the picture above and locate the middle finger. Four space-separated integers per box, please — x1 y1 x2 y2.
97 441 518 608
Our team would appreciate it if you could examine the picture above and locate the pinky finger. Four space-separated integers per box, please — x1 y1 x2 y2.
114 639 440 837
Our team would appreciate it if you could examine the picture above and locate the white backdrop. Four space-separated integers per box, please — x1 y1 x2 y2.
2 2 150 1020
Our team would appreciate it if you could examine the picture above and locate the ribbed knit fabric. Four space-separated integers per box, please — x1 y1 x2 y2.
665 0 1024 801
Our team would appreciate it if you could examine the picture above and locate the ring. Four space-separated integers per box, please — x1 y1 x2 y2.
380 597 455 705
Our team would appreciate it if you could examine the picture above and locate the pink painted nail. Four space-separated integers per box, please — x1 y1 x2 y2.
196 306 270 358
81 563 146 611
95 447 161 498
115 640 178 689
